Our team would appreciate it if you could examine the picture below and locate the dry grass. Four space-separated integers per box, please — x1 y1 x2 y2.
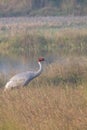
36 57 87 87
0 58 87 130
0 16 87 35
0 17 87 130
0 27 87 57
0 85 87 130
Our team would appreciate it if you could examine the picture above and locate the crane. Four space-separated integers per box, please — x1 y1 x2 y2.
4 57 45 91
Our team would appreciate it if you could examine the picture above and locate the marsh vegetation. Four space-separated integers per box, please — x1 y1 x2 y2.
0 17 87 130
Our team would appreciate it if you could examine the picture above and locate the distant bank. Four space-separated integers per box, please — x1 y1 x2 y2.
0 0 87 17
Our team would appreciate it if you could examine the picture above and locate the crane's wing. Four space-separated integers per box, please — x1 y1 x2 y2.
11 71 35 81
6 71 36 88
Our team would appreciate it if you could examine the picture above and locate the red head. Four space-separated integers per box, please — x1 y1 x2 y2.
38 57 45 62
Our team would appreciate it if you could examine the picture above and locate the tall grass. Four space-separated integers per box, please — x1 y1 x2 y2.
0 57 87 129
1 56 87 88
0 84 87 130
0 17 87 129
0 28 87 57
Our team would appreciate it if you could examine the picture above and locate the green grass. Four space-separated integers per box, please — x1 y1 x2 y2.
0 21 87 129
0 28 87 57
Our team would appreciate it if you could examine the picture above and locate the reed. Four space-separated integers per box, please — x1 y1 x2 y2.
0 83 87 130
0 28 87 57
0 17 87 130
0 57 87 129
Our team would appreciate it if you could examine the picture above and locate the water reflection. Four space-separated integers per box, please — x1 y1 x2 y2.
0 54 60 75
0 53 69 78
0 55 35 74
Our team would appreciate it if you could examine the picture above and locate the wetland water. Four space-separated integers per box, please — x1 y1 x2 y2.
0 55 41 75
0 16 87 76
0 54 87 77
0 54 59 75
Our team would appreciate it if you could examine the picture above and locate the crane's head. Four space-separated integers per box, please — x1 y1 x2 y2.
38 57 45 62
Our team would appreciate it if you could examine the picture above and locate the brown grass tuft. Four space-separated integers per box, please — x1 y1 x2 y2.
0 85 87 130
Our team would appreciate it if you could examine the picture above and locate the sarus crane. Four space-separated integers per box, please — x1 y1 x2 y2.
4 57 45 91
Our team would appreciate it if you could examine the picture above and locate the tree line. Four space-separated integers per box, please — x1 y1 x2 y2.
0 0 87 17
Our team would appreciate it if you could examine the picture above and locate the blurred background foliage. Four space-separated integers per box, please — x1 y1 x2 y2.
0 0 87 17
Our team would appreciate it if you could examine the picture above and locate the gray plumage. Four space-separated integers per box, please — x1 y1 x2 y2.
4 57 44 91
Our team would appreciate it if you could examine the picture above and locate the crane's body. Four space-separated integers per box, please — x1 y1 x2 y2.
4 57 44 91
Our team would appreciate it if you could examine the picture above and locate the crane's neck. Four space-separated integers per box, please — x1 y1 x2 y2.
35 61 43 77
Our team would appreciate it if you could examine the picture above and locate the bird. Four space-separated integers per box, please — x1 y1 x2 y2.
4 57 45 91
